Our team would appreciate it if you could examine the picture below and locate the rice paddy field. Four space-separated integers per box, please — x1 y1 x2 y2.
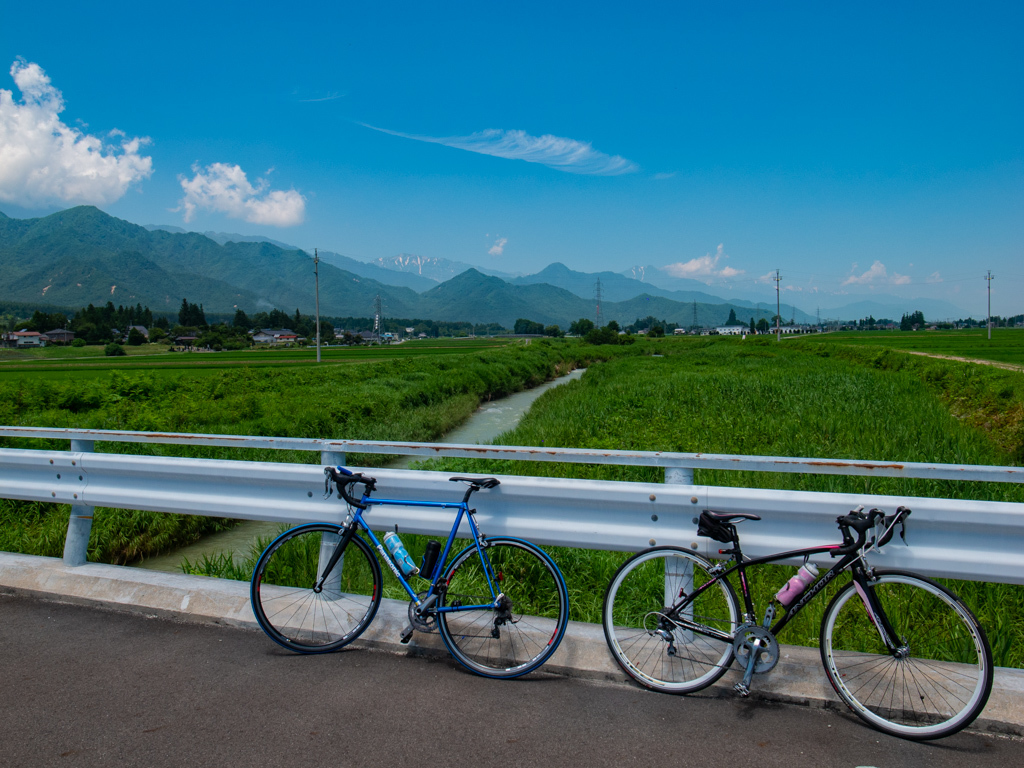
3 334 1024 666
799 328 1024 368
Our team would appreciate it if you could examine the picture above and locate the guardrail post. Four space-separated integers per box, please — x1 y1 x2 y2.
63 439 95 566
664 465 694 640
319 450 347 595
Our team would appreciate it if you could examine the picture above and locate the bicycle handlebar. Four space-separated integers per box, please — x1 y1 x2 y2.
324 466 376 509
831 505 911 557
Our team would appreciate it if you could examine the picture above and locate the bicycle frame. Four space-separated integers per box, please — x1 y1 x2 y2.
318 491 503 616
670 540 900 651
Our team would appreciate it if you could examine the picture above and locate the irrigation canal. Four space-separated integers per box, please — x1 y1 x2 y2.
134 368 586 573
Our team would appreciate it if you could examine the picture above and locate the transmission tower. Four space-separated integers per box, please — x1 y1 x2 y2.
692 300 698 331
594 277 604 328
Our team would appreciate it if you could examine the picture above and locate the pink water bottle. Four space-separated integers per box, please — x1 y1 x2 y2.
775 563 819 607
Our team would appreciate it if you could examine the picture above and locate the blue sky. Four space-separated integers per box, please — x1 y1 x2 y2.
1 1 1020 317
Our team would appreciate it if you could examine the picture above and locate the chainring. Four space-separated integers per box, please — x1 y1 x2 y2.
408 592 438 633
732 624 780 674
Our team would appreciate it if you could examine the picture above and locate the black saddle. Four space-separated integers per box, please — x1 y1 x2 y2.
703 509 761 523
449 476 500 489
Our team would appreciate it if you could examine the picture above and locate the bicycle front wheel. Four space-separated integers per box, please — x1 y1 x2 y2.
820 570 993 740
250 524 382 653
603 547 740 694
438 537 569 678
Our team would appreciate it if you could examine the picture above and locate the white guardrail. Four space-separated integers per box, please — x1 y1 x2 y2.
1 427 1023 584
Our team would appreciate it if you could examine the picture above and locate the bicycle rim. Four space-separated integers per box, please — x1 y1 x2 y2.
603 547 740 694
438 537 569 678
250 524 382 653
820 570 993 739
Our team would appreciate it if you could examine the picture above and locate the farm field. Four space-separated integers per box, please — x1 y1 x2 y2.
0 339 635 564
800 328 1024 367
416 337 1024 666
0 338 512 380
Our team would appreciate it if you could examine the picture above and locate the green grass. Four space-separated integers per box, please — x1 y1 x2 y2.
800 328 1024 367
0 339 640 564
413 336 1024 666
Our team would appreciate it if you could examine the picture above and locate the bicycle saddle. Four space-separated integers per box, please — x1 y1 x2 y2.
703 509 761 523
449 476 500 488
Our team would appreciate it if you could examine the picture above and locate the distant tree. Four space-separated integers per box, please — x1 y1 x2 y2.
649 325 665 337
569 318 595 336
749 317 756 332
71 338 87 348
756 318 770 333
232 309 252 329
543 325 563 337
104 343 126 357
606 320 620 332
513 318 544 335
727 308 738 325
126 328 146 346
178 299 206 327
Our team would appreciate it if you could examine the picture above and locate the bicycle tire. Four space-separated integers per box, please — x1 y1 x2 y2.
438 537 569 678
820 569 993 740
603 547 741 694
251 523 382 653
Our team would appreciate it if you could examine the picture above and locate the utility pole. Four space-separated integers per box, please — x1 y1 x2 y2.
773 269 781 341
314 249 321 363
594 277 603 328
692 300 698 331
373 294 383 345
986 271 994 340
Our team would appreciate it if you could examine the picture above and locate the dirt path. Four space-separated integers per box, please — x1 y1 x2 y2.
901 349 1024 372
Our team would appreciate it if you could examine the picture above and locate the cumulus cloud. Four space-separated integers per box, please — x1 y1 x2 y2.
663 244 744 282
0 59 152 206
842 260 910 286
363 123 638 176
177 163 305 226
488 237 507 257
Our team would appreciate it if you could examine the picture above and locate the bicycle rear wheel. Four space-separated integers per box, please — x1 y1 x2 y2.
250 524 382 653
603 547 740 694
438 537 569 678
820 570 993 740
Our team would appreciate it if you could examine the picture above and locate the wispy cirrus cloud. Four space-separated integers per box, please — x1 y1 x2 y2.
362 123 638 176
663 244 744 282
0 59 152 206
842 261 910 286
177 162 305 227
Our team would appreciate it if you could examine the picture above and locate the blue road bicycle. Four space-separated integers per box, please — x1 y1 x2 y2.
250 466 569 679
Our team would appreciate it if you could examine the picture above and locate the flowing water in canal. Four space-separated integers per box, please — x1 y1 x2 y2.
134 368 585 573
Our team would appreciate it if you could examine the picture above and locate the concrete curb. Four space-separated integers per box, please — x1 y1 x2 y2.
2 551 1021 736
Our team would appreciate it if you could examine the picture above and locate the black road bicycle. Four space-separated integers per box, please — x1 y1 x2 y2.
602 506 993 740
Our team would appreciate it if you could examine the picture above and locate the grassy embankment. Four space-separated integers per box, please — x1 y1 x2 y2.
403 337 1024 667
800 328 1024 368
0 339 638 564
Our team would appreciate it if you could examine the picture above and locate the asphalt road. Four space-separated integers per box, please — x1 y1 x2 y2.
0 595 1017 768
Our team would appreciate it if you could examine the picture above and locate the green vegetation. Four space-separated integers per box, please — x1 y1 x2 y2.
414 337 1024 666
801 328 1024 368
0 340 636 565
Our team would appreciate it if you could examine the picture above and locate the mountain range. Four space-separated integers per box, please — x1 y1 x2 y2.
2 207 968 327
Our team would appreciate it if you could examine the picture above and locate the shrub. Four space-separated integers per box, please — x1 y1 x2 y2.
71 338 87 347
104 343 126 357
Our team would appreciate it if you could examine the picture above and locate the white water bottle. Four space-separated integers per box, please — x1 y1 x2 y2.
775 563 819 607
383 531 419 578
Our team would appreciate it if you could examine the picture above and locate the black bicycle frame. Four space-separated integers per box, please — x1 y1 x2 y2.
669 541 901 651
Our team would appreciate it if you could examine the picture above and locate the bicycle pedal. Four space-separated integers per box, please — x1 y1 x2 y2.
734 682 750 697
399 624 415 644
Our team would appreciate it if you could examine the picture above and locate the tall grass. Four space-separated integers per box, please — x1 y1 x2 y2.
417 337 1024 667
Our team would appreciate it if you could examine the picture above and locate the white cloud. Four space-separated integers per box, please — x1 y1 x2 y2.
926 271 943 284
488 237 507 257
0 59 152 206
663 244 745 282
177 163 305 227
363 124 638 176
842 260 910 286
